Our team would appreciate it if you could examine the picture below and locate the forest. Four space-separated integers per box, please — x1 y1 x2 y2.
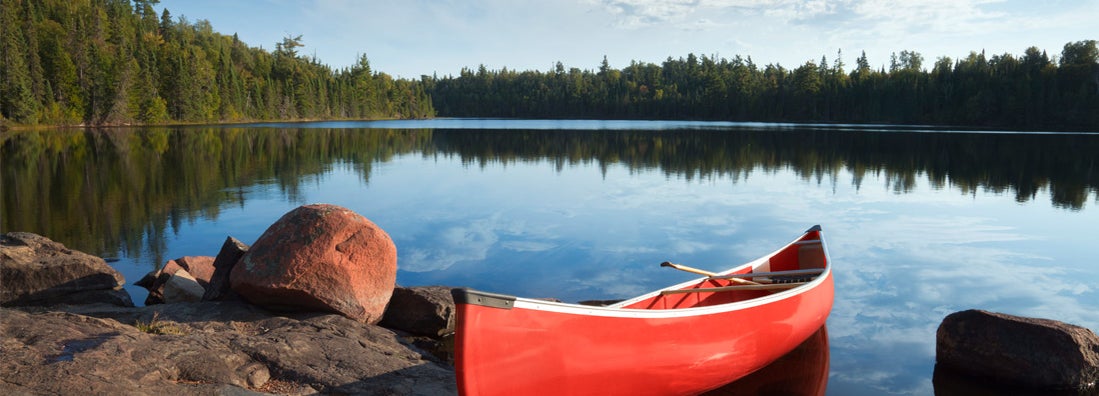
0 0 435 127
427 45 1099 130
1 0 1097 130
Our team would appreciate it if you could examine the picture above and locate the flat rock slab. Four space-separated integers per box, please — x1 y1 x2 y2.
1 301 456 395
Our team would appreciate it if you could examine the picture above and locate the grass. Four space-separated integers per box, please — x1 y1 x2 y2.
134 312 188 336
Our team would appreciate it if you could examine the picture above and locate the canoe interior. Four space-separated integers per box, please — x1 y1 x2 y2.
620 231 826 310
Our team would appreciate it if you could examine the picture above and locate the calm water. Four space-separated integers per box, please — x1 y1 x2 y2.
4 119 1098 395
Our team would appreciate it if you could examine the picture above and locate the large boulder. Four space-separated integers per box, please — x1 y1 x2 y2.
0 232 132 307
230 204 397 324
936 309 1099 390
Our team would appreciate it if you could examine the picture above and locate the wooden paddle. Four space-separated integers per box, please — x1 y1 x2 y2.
660 262 761 285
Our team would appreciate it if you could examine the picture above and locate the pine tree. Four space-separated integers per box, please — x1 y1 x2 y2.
1 0 38 123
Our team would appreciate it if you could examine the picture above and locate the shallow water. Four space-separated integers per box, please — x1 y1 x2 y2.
4 119 1097 394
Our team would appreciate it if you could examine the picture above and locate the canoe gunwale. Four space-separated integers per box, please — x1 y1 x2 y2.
455 225 831 319
451 289 516 310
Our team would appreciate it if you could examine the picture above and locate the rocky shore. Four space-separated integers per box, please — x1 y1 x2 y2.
2 204 458 395
1 298 456 395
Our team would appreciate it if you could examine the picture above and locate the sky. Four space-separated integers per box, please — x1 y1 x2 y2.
158 0 1098 79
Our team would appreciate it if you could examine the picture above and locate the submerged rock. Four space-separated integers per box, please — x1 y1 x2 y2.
936 309 1099 391
0 232 132 307
230 204 398 324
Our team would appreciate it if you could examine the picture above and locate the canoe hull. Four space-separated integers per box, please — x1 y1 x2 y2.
452 226 833 395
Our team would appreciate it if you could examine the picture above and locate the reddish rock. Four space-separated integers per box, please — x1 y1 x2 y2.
139 260 182 304
138 256 215 305
230 204 397 324
174 256 216 287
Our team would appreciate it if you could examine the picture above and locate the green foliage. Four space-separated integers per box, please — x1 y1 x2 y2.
2 0 1092 129
429 45 1099 130
1 0 39 124
1 0 434 126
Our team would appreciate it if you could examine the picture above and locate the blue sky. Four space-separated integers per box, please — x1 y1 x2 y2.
158 0 1098 78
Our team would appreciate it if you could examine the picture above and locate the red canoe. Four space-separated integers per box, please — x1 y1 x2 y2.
451 225 834 395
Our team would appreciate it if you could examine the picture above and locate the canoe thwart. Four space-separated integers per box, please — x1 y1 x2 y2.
709 268 825 280
660 282 806 295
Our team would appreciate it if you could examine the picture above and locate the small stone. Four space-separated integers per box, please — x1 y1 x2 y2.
162 271 205 303
138 256 214 305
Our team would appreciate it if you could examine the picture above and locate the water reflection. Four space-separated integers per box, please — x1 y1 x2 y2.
933 364 1099 396
4 124 1096 261
705 326 829 395
3 121 1098 395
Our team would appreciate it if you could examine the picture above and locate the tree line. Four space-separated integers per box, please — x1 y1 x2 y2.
1 0 1096 130
0 0 434 127
426 44 1098 130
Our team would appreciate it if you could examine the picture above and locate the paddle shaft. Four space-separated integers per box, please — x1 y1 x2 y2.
659 262 760 285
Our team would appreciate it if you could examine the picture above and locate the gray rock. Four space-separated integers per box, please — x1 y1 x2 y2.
0 232 132 307
381 286 455 337
203 236 249 301
1 301 456 395
162 270 206 303
936 309 1099 391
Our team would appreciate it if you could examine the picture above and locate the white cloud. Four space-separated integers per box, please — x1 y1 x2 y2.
500 241 556 252
567 266 654 298
594 0 703 27
162 0 1095 78
399 220 499 272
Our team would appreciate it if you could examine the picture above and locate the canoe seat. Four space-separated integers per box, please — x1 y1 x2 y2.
770 275 817 284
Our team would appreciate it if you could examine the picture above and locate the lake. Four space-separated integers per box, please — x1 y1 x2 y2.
3 119 1098 394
